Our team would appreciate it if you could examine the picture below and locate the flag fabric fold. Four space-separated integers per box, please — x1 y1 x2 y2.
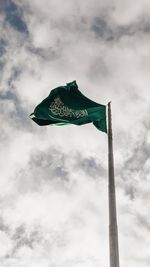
30 81 107 133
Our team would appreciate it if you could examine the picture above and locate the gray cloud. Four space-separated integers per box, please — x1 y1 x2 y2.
0 90 30 130
117 128 150 200
28 46 61 61
92 15 150 42
0 0 150 266
0 217 9 233
11 225 42 254
92 17 114 41
13 148 107 197
0 0 28 33
74 153 106 179
0 38 7 56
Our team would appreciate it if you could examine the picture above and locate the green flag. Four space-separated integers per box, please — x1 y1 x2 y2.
30 81 107 133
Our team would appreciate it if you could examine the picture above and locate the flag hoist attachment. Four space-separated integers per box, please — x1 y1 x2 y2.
108 102 120 267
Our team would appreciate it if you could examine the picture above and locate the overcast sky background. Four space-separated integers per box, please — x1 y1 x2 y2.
0 0 150 266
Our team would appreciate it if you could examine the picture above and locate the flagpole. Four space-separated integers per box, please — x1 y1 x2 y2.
108 102 120 267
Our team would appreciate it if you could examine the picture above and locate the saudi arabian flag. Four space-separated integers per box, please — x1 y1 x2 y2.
30 81 107 133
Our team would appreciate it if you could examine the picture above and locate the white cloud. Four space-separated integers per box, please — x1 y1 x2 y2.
112 0 150 25
0 231 13 258
0 0 150 266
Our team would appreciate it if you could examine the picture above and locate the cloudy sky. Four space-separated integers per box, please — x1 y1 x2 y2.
0 0 150 266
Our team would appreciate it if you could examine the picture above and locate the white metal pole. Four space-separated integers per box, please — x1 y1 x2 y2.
108 102 120 267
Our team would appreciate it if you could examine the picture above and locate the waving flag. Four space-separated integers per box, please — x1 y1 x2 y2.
30 81 107 133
